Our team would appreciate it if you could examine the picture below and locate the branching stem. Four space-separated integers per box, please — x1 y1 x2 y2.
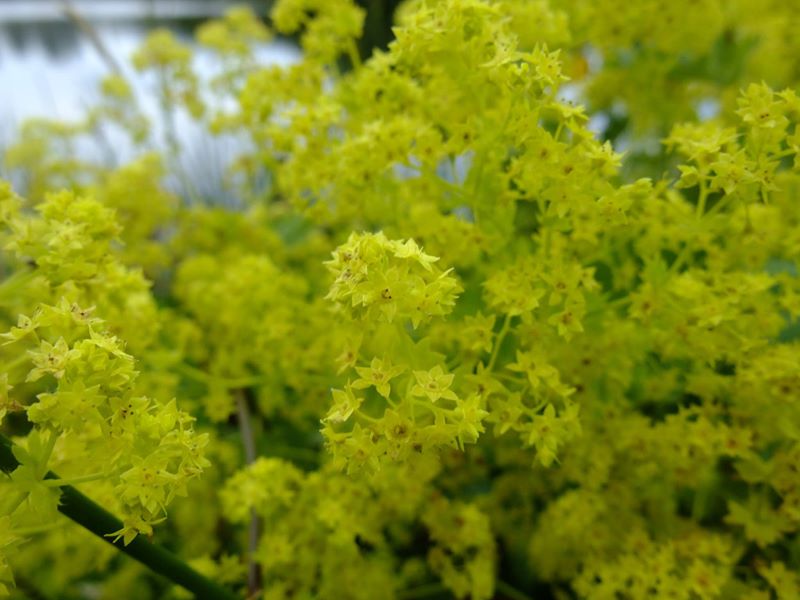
0 433 237 600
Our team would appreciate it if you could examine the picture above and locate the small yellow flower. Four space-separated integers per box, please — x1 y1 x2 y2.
351 357 405 398
324 386 362 423
412 366 458 403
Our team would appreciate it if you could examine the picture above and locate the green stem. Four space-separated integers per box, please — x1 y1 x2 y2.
411 398 446 418
37 430 58 479
704 191 738 218
487 314 513 371
41 471 109 487
235 389 261 598
667 244 692 275
347 39 363 70
771 148 796 160
0 433 238 600
585 295 632 318
554 121 564 142
11 521 68 536
355 410 380 423
445 356 462 371
696 179 709 217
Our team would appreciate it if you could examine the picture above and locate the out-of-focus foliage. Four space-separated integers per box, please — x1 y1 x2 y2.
2 1 800 598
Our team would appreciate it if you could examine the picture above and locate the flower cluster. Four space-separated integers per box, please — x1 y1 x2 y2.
325 231 461 327
1 0 800 598
1 192 208 573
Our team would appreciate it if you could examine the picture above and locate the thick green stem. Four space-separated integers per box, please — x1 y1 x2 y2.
0 433 238 600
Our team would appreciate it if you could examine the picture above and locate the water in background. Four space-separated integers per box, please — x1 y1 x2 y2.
0 0 300 201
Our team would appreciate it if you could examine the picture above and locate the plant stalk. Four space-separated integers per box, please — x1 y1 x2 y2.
0 433 238 600
236 389 262 598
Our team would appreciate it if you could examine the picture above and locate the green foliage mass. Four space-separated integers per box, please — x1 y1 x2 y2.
2 1 800 598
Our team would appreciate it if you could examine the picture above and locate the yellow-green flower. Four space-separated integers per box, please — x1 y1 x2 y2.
351 357 405 399
412 366 458 403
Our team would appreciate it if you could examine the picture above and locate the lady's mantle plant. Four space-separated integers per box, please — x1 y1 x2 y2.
2 0 800 598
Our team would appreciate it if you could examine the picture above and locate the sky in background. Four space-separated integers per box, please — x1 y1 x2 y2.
0 1 298 138
0 0 300 198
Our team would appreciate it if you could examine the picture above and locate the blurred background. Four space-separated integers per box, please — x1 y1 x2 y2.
0 0 402 124
0 0 401 201
0 1 294 197
3 0 787 201
0 1 291 123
